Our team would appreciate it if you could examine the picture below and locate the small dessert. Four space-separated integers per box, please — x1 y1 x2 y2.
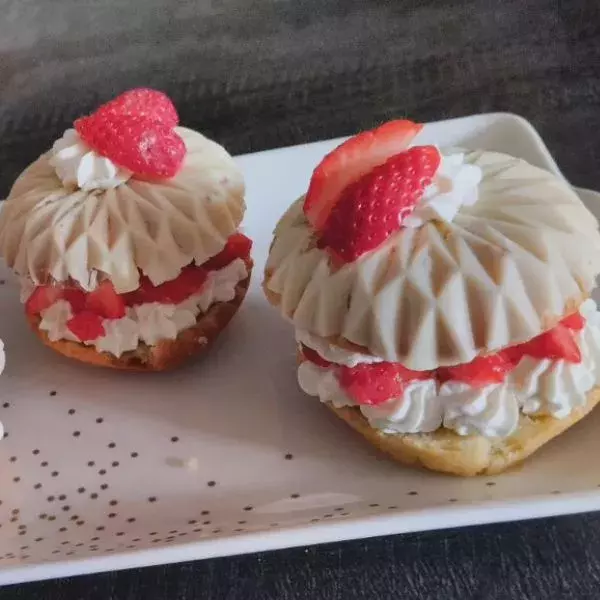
264 119 600 476
0 89 252 371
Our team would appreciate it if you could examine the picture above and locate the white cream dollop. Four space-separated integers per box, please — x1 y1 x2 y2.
441 381 520 438
297 300 600 439
403 152 482 228
49 128 132 190
37 259 247 357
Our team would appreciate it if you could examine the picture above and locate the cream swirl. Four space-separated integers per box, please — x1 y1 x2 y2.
441 381 520 437
49 129 132 190
403 152 482 227
38 259 247 357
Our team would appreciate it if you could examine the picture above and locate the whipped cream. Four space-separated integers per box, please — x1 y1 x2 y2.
403 152 482 228
297 300 600 438
38 259 247 357
49 129 132 190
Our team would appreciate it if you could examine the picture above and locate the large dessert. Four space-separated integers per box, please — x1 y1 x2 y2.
264 119 600 476
0 89 252 371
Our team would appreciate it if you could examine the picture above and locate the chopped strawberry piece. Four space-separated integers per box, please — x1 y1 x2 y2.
437 353 516 388
62 288 87 313
67 311 105 342
124 265 208 306
520 324 581 363
338 362 431 406
86 281 126 319
301 344 332 368
95 88 179 127
304 120 423 229
25 286 63 315
75 113 185 178
203 233 253 271
319 146 440 262
561 311 585 331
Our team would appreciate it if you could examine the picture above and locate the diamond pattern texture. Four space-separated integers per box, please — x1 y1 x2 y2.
265 150 600 370
0 128 245 293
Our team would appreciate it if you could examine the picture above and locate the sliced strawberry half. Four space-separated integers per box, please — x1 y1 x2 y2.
95 88 179 127
67 311 105 342
300 344 332 368
520 324 581 363
75 113 185 179
560 311 585 331
337 362 431 406
437 352 517 388
319 146 440 262
124 265 208 306
25 286 64 316
86 281 126 319
303 120 423 230
203 233 253 271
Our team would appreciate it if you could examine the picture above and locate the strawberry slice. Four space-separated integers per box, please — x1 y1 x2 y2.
25 286 63 316
86 281 126 319
95 88 179 127
520 324 581 363
301 344 332 368
560 311 585 331
437 353 516 388
203 233 253 271
67 312 105 342
62 288 87 313
304 120 423 230
124 265 208 306
319 146 440 262
75 113 185 179
337 362 431 406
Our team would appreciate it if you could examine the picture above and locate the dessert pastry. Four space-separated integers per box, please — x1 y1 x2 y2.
264 119 600 476
0 89 252 371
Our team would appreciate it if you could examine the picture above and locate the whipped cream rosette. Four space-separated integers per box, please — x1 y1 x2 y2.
0 88 252 371
264 119 600 476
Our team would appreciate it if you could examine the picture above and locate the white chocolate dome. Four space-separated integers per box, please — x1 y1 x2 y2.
0 127 245 293
265 150 600 370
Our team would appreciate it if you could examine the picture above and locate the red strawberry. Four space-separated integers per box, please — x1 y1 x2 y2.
124 265 208 306
319 146 440 262
301 344 332 368
520 324 581 363
75 113 186 178
25 286 63 315
86 281 126 319
95 88 179 127
437 353 516 388
62 288 87 313
67 312 105 342
337 362 431 406
304 120 423 229
560 311 585 331
203 233 253 271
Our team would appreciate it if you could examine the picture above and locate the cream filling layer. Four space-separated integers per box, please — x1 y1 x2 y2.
297 300 600 439
37 259 247 357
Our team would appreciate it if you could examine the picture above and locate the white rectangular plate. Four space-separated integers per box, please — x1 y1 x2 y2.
1 113 600 585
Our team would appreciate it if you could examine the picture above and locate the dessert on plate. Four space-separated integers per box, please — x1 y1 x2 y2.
0 88 252 371
264 119 600 476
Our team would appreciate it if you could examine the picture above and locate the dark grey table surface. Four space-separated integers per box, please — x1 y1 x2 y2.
1 0 600 598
